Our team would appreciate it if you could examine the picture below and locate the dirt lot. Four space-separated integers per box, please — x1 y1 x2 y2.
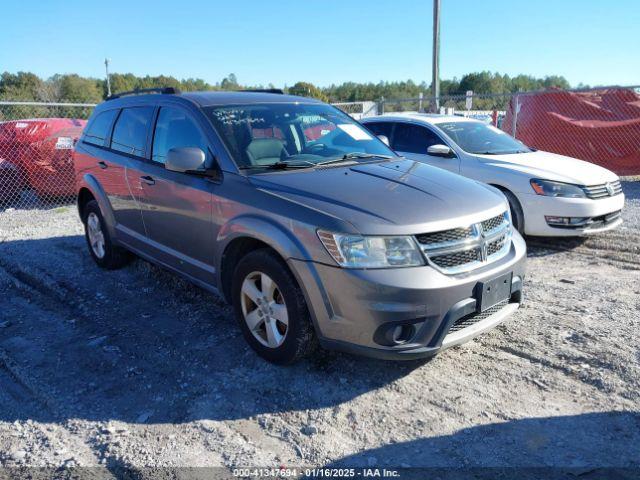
0 181 639 476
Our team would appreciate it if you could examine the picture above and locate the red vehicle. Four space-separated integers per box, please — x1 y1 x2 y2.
0 118 87 201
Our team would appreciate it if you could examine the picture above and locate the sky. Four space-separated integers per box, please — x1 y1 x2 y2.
2 0 639 88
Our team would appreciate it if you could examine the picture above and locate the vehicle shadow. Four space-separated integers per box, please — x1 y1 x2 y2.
0 234 427 425
525 236 587 258
322 411 640 471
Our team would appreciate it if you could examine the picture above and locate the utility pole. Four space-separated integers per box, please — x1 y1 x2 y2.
432 0 441 112
104 58 112 97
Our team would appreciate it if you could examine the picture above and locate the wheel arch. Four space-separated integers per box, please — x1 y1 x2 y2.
216 216 311 304
77 173 117 237
488 183 525 232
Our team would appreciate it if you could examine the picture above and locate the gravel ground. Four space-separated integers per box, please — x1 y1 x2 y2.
0 181 638 476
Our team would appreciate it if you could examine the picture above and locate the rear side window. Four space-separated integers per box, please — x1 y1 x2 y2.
364 121 394 139
110 107 155 157
83 110 118 146
393 123 444 154
152 107 208 164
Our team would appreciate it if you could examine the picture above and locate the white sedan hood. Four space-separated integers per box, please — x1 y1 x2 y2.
476 150 618 186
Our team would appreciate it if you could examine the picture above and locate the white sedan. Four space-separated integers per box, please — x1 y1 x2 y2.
361 113 625 237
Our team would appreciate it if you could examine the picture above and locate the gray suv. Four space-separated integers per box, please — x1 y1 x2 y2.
74 88 526 364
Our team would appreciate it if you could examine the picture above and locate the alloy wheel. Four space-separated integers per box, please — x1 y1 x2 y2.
240 271 289 348
86 212 106 259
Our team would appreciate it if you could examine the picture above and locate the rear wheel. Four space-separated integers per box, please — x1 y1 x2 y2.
82 200 130 269
232 249 316 364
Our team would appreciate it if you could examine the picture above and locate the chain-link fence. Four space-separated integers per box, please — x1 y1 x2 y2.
0 101 94 210
346 85 640 176
1 86 638 212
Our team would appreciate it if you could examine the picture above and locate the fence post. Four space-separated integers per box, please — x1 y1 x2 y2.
418 92 424 112
512 95 519 137
379 97 385 115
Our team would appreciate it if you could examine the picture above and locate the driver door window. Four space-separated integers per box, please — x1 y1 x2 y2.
152 107 208 164
392 123 443 154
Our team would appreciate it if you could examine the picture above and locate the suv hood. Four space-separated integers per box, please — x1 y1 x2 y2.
249 160 508 235
475 150 618 185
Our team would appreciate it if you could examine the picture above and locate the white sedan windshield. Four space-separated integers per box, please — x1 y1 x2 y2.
438 121 530 155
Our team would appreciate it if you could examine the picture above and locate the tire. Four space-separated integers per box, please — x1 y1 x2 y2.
82 200 130 269
232 248 317 365
501 189 525 235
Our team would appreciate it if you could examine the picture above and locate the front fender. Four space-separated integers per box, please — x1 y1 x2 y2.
216 214 312 274
78 173 117 238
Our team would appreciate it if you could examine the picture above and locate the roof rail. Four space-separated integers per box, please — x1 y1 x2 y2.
106 87 181 101
241 88 284 95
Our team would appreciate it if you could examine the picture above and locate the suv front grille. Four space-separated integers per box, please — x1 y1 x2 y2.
416 226 474 246
486 233 508 257
481 213 507 233
416 211 511 274
431 248 480 269
582 180 622 199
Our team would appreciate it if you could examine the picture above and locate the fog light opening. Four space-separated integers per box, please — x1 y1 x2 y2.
391 324 415 345
545 216 591 228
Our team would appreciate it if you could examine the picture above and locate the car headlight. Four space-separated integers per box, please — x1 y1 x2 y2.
530 179 586 198
317 230 425 268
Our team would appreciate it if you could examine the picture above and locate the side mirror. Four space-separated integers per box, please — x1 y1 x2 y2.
377 135 390 146
427 144 455 158
165 147 206 173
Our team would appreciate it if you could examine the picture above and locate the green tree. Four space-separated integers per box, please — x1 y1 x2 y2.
0 71 43 100
220 73 239 90
50 74 103 103
288 82 328 101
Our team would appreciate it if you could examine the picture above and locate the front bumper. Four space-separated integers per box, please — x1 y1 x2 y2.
288 232 526 360
521 192 625 237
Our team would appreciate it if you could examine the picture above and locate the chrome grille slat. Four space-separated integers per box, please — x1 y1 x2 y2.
416 211 512 274
583 180 622 199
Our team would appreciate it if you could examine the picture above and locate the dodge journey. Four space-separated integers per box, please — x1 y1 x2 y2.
74 88 526 364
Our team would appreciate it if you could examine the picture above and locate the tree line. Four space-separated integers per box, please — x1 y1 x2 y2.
0 71 573 106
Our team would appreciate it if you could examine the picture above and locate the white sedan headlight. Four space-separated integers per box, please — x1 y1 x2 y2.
530 179 586 198
317 230 425 268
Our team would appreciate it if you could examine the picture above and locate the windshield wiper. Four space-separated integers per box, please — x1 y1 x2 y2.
315 153 393 167
342 152 393 161
475 150 530 155
239 160 314 171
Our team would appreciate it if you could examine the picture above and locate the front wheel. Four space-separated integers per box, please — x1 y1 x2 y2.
232 249 317 365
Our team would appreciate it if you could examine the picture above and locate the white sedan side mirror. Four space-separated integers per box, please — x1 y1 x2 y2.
427 144 455 158
377 135 390 146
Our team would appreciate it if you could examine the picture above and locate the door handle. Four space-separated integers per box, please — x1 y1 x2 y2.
140 175 155 186
97 161 108 169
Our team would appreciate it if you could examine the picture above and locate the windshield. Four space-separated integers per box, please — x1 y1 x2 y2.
205 103 396 170
437 121 530 155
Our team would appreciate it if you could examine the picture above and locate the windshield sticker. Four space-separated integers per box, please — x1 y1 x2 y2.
337 124 373 141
